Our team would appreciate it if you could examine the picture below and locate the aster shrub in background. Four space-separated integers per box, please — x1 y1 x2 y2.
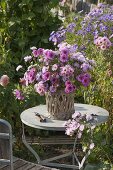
14 44 95 99
49 3 113 166
49 3 113 108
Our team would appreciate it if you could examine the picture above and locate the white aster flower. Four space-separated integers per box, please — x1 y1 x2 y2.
30 46 37 50
16 65 23 71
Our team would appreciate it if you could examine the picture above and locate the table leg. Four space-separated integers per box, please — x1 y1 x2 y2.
72 136 81 169
22 123 41 164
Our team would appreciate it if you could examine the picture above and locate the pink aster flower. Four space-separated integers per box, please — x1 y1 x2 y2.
0 75 10 87
34 82 46 96
79 124 85 131
19 78 26 86
72 112 81 119
24 56 32 62
24 67 36 85
77 132 82 139
60 65 74 77
52 64 58 71
94 36 112 50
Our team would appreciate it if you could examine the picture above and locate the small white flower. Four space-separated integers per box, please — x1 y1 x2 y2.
83 146 87 152
30 46 37 50
24 56 32 62
91 125 96 130
89 143 95 150
16 65 23 71
79 124 85 131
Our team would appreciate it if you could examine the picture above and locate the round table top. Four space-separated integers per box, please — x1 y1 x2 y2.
20 103 109 131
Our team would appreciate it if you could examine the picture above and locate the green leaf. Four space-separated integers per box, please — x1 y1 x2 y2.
0 33 2 45
1 0 6 10
22 12 35 20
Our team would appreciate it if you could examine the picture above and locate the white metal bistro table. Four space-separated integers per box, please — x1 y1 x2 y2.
20 103 109 170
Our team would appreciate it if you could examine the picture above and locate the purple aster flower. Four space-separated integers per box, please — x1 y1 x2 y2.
69 44 78 53
36 72 42 81
86 114 93 121
42 66 49 73
60 54 68 62
60 47 69 56
65 84 76 93
81 63 91 72
14 89 24 100
65 80 72 86
24 67 36 85
50 76 59 85
42 72 51 81
49 27 66 45
74 62 80 68
77 73 91 87
44 50 55 61
49 86 57 93
67 22 76 33
38 48 44 55
89 60 96 66
81 76 90 87
32 49 40 58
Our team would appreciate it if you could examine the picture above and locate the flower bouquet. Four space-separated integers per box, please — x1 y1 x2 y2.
14 43 94 120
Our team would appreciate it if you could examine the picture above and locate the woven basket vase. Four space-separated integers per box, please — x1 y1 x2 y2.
46 90 75 120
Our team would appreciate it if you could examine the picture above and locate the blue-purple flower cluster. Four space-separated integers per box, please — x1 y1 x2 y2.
49 3 113 52
49 23 76 45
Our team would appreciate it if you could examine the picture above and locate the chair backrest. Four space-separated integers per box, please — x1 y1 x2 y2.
0 119 13 170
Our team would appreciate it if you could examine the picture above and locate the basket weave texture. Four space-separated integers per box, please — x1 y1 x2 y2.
46 91 75 120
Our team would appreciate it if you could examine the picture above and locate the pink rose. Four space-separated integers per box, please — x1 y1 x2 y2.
0 75 10 87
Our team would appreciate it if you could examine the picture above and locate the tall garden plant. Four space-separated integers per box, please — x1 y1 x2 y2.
0 0 62 128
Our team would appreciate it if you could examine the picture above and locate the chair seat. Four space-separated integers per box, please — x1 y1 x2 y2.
0 157 59 170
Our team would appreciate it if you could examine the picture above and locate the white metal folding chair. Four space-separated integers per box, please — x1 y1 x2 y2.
0 119 13 170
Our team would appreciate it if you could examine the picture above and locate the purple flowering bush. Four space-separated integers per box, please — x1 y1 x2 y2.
49 3 113 106
14 44 95 100
49 3 113 165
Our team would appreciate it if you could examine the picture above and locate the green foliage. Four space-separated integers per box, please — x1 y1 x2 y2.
0 0 61 65
0 0 62 133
